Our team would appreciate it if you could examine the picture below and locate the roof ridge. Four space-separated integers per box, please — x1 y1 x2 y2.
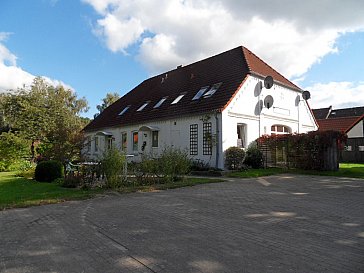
242 46 301 90
150 46 244 79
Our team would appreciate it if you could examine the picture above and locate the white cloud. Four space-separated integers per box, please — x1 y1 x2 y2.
0 33 74 93
306 81 364 109
84 0 364 79
95 14 144 53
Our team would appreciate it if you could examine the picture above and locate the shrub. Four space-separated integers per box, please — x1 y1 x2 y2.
60 176 82 188
101 147 126 188
225 147 245 170
0 132 30 171
190 159 210 171
16 160 36 179
244 143 264 169
34 160 64 182
158 146 190 182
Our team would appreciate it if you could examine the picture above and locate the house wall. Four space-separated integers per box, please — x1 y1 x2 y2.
347 120 364 138
221 75 317 165
83 113 221 167
83 75 317 170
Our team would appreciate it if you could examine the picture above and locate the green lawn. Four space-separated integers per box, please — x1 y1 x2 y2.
0 172 223 210
291 163 364 179
228 163 364 179
0 172 103 210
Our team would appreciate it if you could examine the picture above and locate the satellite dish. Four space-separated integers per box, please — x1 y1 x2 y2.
254 81 263 97
295 95 300 106
264 76 274 89
302 90 311 100
255 100 263 115
264 95 274 109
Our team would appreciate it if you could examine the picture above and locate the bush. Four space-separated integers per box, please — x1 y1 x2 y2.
34 160 64 182
101 147 126 188
190 159 210 171
59 176 82 188
158 146 190 182
16 160 36 179
225 147 245 170
244 143 264 169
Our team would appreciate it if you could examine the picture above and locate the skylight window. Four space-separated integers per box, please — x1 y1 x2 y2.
118 106 130 116
137 102 149 112
171 94 185 104
203 82 222 98
192 86 209 100
154 97 168 108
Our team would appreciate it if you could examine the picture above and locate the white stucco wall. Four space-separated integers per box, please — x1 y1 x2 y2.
83 113 221 167
347 119 364 138
221 75 317 158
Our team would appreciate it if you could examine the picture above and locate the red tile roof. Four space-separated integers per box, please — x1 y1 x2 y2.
316 116 364 133
84 46 301 132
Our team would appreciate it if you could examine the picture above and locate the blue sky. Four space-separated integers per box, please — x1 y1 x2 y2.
1 0 364 118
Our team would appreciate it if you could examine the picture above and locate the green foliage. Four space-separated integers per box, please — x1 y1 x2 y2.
224 146 246 170
1 77 89 162
228 167 285 178
101 147 126 188
190 159 210 171
95 92 120 118
60 176 83 188
15 160 36 178
129 147 190 184
244 142 264 169
34 160 64 182
259 130 347 170
0 172 103 210
0 132 30 171
158 146 190 182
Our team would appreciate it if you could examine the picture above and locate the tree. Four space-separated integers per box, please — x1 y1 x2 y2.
0 132 30 171
95 92 120 118
1 77 89 162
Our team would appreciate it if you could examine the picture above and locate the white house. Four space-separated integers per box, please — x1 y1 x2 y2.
83 46 318 169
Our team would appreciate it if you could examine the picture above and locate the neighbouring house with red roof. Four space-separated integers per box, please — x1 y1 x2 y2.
313 106 364 162
83 46 317 168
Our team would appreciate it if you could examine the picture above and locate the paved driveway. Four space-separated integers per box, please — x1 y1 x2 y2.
1 174 363 273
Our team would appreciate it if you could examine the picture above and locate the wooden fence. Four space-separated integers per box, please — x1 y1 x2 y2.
340 137 364 163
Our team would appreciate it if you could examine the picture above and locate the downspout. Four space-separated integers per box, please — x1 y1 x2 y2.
215 111 220 169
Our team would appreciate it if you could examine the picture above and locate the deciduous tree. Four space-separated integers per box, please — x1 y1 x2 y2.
1 77 89 162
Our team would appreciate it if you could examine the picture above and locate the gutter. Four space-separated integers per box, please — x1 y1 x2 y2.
214 111 220 169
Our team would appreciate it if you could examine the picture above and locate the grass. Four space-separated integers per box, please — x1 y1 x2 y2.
117 177 225 193
291 163 364 179
227 163 364 179
0 172 103 210
0 172 223 210
227 167 286 178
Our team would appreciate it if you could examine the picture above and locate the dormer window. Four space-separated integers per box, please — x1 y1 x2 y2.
137 102 149 112
119 105 130 116
203 82 222 98
171 94 185 104
192 86 209 100
154 97 168 108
